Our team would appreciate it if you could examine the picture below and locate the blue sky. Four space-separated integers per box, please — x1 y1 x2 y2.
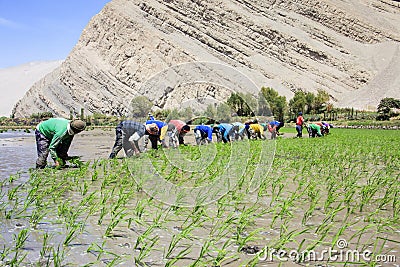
0 0 110 69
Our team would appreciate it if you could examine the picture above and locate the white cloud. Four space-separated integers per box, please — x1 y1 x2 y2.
0 17 21 28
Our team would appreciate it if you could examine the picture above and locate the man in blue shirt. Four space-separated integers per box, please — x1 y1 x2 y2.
193 125 213 145
267 120 284 139
213 123 235 143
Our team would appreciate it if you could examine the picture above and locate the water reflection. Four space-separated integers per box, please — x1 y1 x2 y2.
0 130 36 180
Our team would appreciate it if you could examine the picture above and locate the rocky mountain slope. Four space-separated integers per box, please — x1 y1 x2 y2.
12 0 400 117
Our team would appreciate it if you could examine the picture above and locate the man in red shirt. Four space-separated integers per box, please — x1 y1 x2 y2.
296 112 305 138
168 120 191 146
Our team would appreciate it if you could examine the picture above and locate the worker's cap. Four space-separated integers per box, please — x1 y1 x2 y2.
181 125 190 133
70 120 86 133
147 123 159 134
298 112 303 115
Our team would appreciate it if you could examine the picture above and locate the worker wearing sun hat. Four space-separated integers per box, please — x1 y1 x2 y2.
35 118 86 169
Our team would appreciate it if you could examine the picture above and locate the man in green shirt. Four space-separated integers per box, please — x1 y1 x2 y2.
306 123 323 138
35 118 86 168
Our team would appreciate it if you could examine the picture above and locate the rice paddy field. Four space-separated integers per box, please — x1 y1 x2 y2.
0 128 399 266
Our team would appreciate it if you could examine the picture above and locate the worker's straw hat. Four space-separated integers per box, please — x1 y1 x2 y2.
70 120 86 133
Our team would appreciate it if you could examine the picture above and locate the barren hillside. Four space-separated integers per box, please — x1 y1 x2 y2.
12 0 400 117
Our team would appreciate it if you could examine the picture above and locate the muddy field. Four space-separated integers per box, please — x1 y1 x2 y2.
0 128 399 267
0 128 296 177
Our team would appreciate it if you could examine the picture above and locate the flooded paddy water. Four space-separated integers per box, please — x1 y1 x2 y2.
0 128 399 266
0 128 115 180
0 130 36 181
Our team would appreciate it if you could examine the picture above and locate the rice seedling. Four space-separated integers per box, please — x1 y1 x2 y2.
165 234 184 259
236 228 263 252
0 128 399 266
39 232 53 262
51 245 65 267
134 236 159 266
211 239 238 266
30 207 48 228
63 222 84 246
9 228 29 266
0 245 11 264
164 246 192 267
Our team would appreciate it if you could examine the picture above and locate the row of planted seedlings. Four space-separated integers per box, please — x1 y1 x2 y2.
0 140 267 266
0 128 399 266
258 129 400 265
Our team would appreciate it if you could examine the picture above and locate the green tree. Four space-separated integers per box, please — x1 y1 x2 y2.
257 90 271 116
305 92 315 114
260 87 278 114
30 112 53 120
377 97 400 120
131 96 153 118
241 93 257 116
216 103 232 122
259 87 287 120
226 93 255 116
165 108 180 122
274 95 288 122
181 107 193 121
289 91 307 115
227 93 242 116
204 104 217 118
314 89 330 113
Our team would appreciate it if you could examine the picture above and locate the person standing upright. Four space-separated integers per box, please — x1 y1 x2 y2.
296 112 305 138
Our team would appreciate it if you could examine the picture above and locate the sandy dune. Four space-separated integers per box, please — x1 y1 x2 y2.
0 60 62 117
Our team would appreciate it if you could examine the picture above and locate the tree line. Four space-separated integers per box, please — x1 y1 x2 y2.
130 87 332 123
4 90 397 126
